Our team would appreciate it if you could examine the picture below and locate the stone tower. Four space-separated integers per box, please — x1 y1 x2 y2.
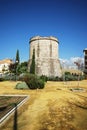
28 36 62 77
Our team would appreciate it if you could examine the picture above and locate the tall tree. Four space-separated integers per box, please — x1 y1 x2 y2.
17 61 28 74
16 49 20 63
30 49 35 74
9 63 16 74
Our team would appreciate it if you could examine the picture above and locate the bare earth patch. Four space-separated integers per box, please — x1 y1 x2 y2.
0 80 87 130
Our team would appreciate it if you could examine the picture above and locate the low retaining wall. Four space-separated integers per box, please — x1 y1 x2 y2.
0 95 29 127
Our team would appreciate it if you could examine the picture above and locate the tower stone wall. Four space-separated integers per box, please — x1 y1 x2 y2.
28 36 62 77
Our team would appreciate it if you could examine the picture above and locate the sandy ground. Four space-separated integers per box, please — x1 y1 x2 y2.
0 80 87 130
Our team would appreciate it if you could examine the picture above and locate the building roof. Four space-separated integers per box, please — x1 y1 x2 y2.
83 48 87 52
0 59 13 64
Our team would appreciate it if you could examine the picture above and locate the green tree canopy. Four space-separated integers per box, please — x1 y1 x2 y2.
17 61 28 74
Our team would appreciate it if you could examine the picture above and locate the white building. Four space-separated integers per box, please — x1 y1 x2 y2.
0 59 13 74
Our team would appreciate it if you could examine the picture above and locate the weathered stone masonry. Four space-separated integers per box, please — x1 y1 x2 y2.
28 36 62 77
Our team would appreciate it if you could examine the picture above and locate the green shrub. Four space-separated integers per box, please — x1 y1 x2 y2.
47 76 63 81
27 78 38 89
3 75 16 81
63 72 85 81
0 77 4 81
48 76 55 81
40 75 48 82
36 79 45 89
19 74 45 89
15 82 29 89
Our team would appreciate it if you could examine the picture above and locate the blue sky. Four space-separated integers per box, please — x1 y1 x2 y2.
0 0 87 62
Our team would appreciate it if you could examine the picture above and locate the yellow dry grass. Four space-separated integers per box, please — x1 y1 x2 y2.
0 80 87 130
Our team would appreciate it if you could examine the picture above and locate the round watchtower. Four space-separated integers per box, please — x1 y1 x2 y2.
28 36 62 77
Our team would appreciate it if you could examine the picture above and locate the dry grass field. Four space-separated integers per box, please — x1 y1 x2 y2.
0 80 87 130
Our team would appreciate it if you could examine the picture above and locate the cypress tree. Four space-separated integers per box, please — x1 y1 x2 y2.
30 49 35 74
16 49 20 63
15 49 20 78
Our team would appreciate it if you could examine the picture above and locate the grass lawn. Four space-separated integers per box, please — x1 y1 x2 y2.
0 80 87 130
